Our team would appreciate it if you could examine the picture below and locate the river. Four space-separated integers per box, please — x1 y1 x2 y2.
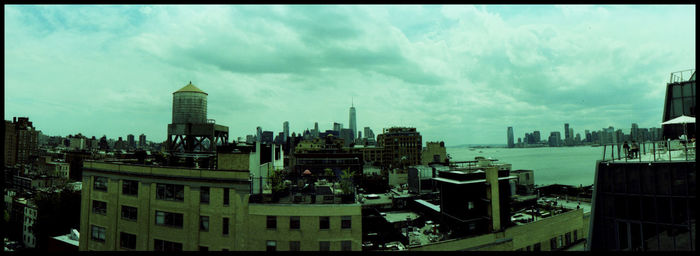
446 146 604 186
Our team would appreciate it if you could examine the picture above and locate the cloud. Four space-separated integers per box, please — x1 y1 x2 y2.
4 5 695 145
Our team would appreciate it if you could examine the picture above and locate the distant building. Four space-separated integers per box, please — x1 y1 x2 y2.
139 134 146 149
349 103 357 141
127 134 135 149
376 127 422 169
565 123 570 140
333 123 343 132
421 141 447 165
283 121 289 142
339 128 354 147
507 127 515 148
549 132 561 147
261 131 274 144
4 117 40 167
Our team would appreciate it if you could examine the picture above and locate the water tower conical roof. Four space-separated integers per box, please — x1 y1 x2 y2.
174 81 207 95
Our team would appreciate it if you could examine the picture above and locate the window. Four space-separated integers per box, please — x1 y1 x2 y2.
122 180 138 196
341 216 351 229
290 216 300 230
223 217 229 235
574 230 578 241
156 184 184 201
267 216 276 229
266 240 276 252
533 242 541 251
223 188 230 206
91 225 105 242
155 211 183 228
200 187 210 204
154 239 182 251
121 205 137 221
92 200 107 215
94 177 108 191
199 246 208 251
319 216 329 230
468 201 474 210
319 241 330 251
289 241 300 251
120 232 136 249
200 216 209 231
565 232 571 246
550 238 557 250
341 240 352 251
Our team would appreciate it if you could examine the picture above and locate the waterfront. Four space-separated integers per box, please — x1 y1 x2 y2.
447 146 603 187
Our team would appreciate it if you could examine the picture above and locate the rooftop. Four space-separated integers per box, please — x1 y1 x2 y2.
601 140 695 163
174 81 207 95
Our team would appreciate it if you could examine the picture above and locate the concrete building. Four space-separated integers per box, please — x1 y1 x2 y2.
510 170 535 195
23 201 38 249
79 158 362 251
421 141 447 165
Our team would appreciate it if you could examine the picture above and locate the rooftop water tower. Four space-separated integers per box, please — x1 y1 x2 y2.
166 82 229 167
172 81 208 124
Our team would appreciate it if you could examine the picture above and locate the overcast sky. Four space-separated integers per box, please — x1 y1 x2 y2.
5 5 696 145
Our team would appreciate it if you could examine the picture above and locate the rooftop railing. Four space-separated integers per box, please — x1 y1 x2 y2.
601 139 696 163
669 69 695 83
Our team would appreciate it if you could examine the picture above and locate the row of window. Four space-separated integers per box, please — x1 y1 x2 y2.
266 216 352 230
549 230 576 250
266 240 352 251
94 231 353 252
94 177 232 206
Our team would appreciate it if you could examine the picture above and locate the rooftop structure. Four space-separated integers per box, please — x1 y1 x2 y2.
166 82 229 166
588 70 696 251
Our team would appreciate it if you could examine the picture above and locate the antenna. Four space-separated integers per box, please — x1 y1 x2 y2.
352 97 354 108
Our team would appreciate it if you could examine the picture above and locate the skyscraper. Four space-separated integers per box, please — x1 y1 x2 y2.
127 134 135 149
631 123 639 141
333 122 343 132
349 101 357 141
256 126 262 142
565 123 570 139
507 127 515 148
139 134 146 148
313 122 319 138
283 121 289 142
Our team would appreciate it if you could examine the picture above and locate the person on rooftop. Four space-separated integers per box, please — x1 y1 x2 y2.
630 141 639 159
623 141 630 159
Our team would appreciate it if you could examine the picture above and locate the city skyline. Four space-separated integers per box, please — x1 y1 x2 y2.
4 5 696 145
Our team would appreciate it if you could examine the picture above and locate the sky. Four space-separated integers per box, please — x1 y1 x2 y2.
4 5 696 145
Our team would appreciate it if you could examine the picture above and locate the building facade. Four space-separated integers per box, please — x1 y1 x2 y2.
376 127 422 169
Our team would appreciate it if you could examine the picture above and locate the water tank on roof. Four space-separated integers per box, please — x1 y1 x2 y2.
172 81 208 124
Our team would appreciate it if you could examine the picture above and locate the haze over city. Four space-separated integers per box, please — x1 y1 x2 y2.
4 5 695 145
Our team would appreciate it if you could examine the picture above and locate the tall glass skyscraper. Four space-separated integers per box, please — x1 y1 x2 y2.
349 102 356 141
507 127 514 148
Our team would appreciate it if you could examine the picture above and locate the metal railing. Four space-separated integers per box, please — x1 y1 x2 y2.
601 139 695 162
669 69 695 83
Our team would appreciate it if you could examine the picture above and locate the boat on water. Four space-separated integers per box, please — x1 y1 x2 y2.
469 148 476 151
